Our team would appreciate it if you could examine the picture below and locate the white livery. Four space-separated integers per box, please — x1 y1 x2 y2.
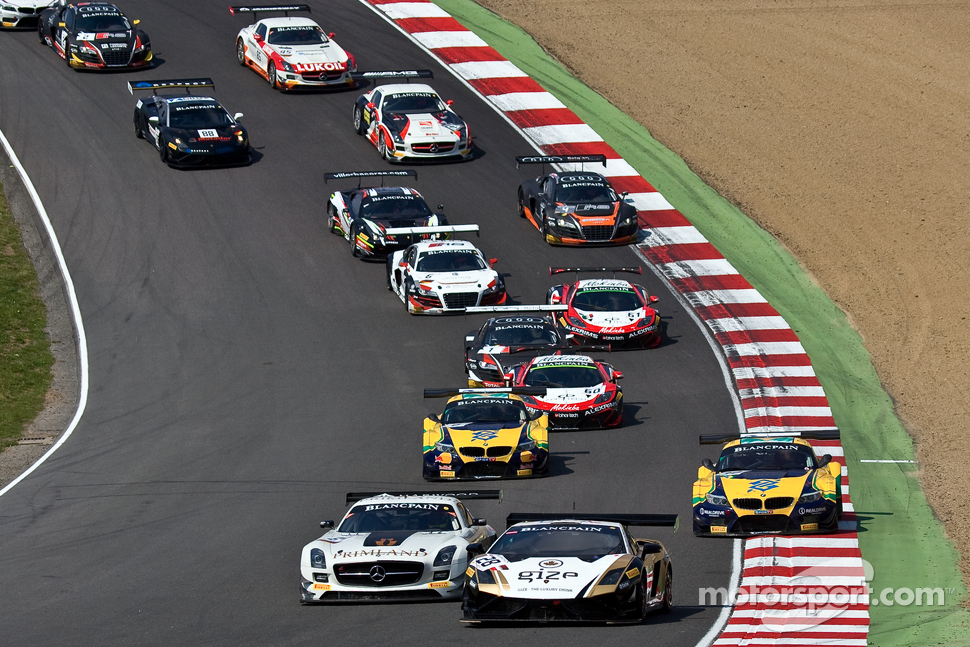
1 0 55 29
300 493 497 602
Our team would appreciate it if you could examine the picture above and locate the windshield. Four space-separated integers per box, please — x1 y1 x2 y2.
383 93 447 114
338 502 461 532
555 184 615 204
267 25 327 46
491 524 626 562
524 364 601 388
441 398 528 424
485 324 559 346
361 195 432 220
76 13 130 32
717 444 817 471
572 289 641 312
168 105 234 129
415 250 485 272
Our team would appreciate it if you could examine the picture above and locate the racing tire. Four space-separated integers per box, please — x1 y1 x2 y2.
159 141 170 165
661 566 673 613
837 495 844 517
133 113 144 139
517 188 526 218
236 39 246 66
353 105 366 135
267 62 279 90
327 204 339 234
377 132 391 162
349 223 361 258
38 24 46 45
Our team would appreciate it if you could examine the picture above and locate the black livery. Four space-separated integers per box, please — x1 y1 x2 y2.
38 2 152 70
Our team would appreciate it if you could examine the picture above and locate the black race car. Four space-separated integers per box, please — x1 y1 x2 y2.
129 79 252 168
325 170 452 259
38 2 152 70
516 155 638 245
463 306 569 387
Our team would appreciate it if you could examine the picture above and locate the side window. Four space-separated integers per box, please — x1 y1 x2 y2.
255 23 267 40
157 101 168 126
543 178 556 199
350 193 363 215
406 247 417 266
370 90 382 108
456 503 474 527
63 8 75 29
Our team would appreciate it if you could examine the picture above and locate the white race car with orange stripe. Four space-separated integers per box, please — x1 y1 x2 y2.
231 5 356 91
352 72 473 163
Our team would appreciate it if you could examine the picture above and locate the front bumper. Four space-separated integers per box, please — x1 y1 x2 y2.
407 289 506 315
301 571 463 603
68 48 153 70
423 449 548 480
463 589 640 623
693 500 839 537
2 9 43 28
278 71 357 90
559 321 661 348
164 144 252 168
388 139 473 163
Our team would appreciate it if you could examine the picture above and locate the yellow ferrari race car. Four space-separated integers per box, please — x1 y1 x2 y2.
423 388 549 480
692 432 843 536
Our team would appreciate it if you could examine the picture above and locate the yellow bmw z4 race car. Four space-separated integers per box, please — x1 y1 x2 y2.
423 388 549 480
692 432 843 537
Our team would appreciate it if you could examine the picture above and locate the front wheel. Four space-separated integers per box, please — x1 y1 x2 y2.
349 223 360 257
133 112 144 139
377 132 391 161
353 105 366 135
327 204 339 234
661 566 673 613
267 62 279 90
236 39 246 66
159 142 170 165
517 189 526 218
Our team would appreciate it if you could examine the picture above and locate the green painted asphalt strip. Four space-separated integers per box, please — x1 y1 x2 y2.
436 0 970 643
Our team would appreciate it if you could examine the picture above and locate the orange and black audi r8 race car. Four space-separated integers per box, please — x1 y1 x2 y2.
547 267 662 349
231 4 357 91
516 155 639 245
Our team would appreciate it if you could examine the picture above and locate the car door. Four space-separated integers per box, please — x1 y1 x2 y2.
342 192 363 238
56 6 74 55
249 22 269 73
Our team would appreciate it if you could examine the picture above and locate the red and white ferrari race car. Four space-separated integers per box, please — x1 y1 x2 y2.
547 267 662 348
510 354 624 430
352 71 473 163
231 4 356 91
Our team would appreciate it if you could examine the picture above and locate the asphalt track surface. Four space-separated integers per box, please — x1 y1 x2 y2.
0 1 736 644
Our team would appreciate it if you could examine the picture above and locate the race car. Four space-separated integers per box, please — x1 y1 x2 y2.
388 238 506 314
516 155 639 245
2 1 56 29
352 71 473 163
231 4 357 91
692 432 844 537
510 354 624 430
463 306 569 387
129 78 252 168
324 170 461 259
300 491 499 602
38 2 152 70
423 388 549 481
462 513 676 623
547 267 662 348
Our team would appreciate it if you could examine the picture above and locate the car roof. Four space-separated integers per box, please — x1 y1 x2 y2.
721 437 816 450
575 278 634 290
348 493 463 508
259 17 320 28
78 2 122 11
554 172 609 184
413 240 478 253
489 316 554 326
444 392 526 405
377 83 438 96
508 519 625 530
361 187 423 199
530 354 596 367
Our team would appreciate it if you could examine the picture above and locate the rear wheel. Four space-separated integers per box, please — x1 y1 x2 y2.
236 39 246 65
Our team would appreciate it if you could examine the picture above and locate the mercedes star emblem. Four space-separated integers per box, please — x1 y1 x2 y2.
369 565 387 582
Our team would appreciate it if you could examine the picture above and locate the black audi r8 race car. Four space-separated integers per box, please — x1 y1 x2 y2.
325 170 453 259
547 267 663 348
352 70 473 163
463 513 675 623
516 155 638 245
38 1 151 70
129 79 252 168
511 354 624 430
463 306 569 387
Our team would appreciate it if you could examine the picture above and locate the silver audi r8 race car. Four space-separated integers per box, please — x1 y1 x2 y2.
2 0 56 29
463 513 676 623
300 491 499 602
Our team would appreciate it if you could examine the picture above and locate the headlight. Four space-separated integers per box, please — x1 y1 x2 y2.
516 438 536 452
310 548 326 569
477 359 494 369
413 282 436 297
555 217 578 229
281 60 294 73
598 567 624 586
592 391 613 405
706 493 729 506
235 130 244 143
133 36 146 53
798 490 823 504
482 278 504 294
433 545 457 567
435 438 455 452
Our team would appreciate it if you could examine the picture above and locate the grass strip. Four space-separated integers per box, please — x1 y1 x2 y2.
436 0 970 642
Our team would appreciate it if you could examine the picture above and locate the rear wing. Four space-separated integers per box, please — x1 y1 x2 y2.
346 490 503 505
699 429 842 445
229 4 310 18
324 169 417 187
550 266 641 277
515 154 608 172
351 70 434 83
506 513 679 529
424 387 547 398
384 224 479 236
128 78 214 95
463 305 567 314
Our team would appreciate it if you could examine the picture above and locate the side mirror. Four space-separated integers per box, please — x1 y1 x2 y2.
133 19 141 25
398 261 407 268
437 204 444 211
148 116 159 125
818 454 832 468
702 458 715 470
649 295 659 303
328 32 335 38
471 518 487 526
253 33 262 42
320 520 334 529
621 191 629 197
446 99 454 106
233 112 244 120
489 258 498 266
366 102 376 110
528 409 544 421
466 542 484 557
613 370 624 380
565 333 574 340
58 21 66 27
428 413 441 423
465 335 475 342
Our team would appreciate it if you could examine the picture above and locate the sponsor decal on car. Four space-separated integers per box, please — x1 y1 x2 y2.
312 583 331 590
625 567 640 579
428 581 450 589
364 503 440 511
800 523 819 531
335 549 428 558
711 525 728 533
